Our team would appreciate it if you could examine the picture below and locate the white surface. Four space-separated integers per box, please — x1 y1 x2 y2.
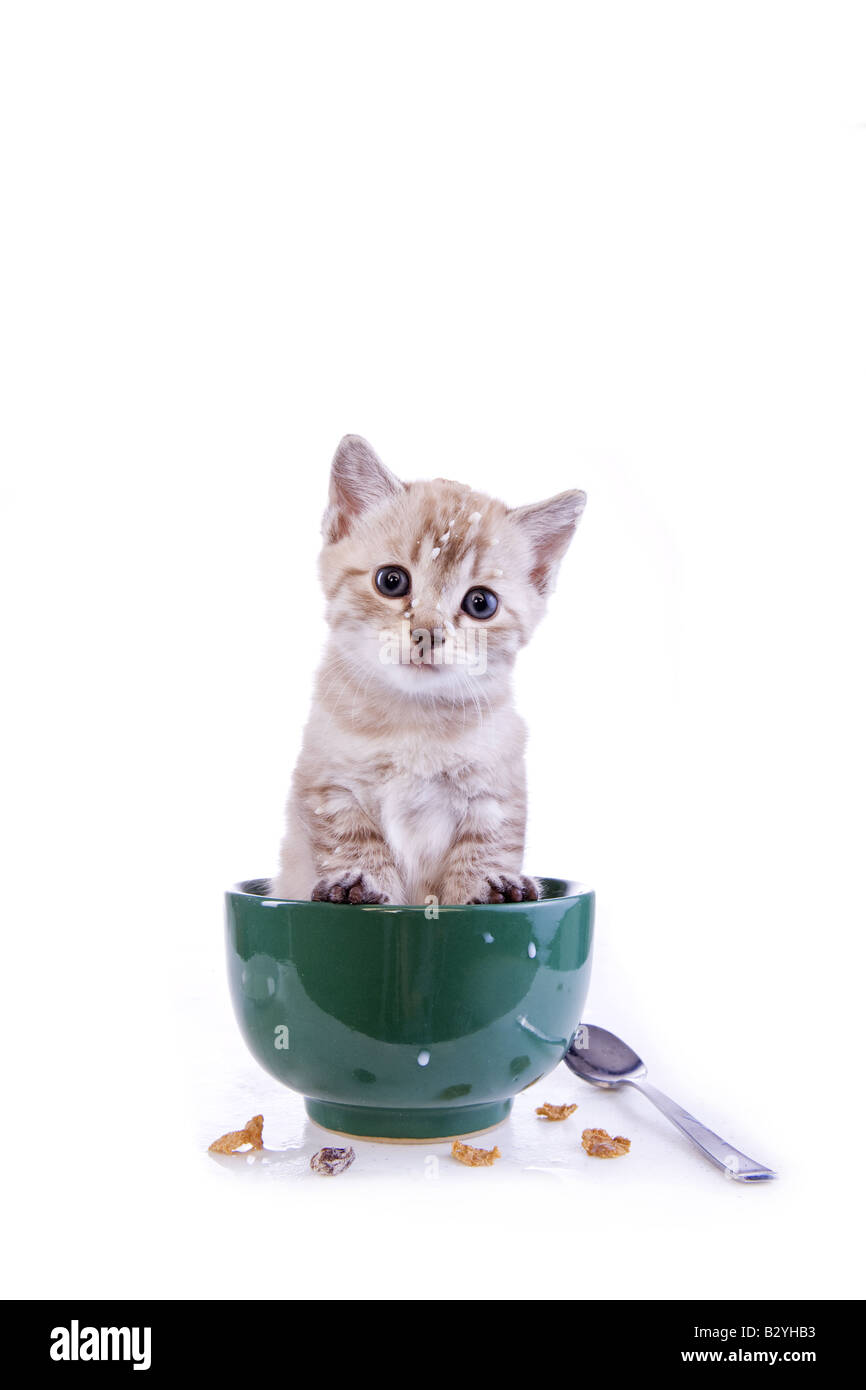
194 1012 775 1195
170 935 827 1301
1 1 865 1301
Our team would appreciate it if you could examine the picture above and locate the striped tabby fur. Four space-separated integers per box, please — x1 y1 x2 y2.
272 435 584 905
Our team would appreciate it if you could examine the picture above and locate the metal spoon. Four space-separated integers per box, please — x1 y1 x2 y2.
564 1024 777 1182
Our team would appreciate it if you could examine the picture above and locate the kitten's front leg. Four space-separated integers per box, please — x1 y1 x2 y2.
301 786 403 905
437 796 540 905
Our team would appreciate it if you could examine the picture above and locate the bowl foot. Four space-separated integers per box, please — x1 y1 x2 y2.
304 1097 512 1143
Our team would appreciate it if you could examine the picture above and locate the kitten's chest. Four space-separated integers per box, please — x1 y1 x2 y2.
376 764 465 874
326 715 513 889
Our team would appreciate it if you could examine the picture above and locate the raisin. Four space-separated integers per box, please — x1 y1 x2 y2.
310 1146 356 1175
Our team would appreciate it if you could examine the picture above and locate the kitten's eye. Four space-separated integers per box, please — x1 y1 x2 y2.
374 565 411 598
461 587 499 620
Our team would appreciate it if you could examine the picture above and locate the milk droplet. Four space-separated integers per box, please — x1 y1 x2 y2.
431 547 441 558
417 1050 431 1067
483 931 494 944
527 942 537 959
439 532 450 543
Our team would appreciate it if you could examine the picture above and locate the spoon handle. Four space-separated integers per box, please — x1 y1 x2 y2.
626 1080 777 1182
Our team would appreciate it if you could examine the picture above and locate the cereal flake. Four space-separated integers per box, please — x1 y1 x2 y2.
451 1138 501 1167
581 1127 631 1158
536 1102 578 1122
208 1114 265 1154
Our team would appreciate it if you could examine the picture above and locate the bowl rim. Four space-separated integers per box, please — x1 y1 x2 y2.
227 876 593 910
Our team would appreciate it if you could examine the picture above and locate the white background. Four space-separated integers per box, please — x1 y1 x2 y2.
1 1 864 1301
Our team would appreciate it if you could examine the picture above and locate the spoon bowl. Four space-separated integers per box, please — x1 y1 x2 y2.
565 1024 647 1087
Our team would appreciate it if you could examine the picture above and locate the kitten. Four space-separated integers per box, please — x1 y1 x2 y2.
272 435 585 906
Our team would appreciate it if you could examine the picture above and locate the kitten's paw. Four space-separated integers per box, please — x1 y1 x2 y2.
471 872 540 904
311 872 389 905
448 872 541 905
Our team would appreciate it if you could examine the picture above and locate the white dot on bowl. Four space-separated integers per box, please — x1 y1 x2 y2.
417 1050 431 1067
527 942 537 958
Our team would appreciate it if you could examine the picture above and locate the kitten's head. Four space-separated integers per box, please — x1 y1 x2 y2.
318 434 585 703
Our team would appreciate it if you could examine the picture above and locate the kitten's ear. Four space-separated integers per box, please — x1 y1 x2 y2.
323 435 404 543
509 489 586 594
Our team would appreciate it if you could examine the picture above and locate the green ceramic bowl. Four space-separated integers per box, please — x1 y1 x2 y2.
225 877 594 1142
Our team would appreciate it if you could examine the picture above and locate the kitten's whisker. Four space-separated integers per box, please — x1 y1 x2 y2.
469 671 494 721
350 665 378 726
318 651 358 709
463 671 485 727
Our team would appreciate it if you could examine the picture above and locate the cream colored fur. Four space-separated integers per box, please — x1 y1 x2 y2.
272 435 584 905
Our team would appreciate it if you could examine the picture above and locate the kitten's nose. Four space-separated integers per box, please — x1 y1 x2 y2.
410 617 447 665
411 626 445 646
